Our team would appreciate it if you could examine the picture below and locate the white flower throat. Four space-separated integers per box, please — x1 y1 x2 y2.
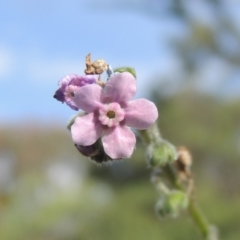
98 102 125 127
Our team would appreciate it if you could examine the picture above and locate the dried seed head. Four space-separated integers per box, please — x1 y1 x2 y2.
84 54 95 75
92 59 108 74
177 146 192 168
84 54 108 75
175 146 192 180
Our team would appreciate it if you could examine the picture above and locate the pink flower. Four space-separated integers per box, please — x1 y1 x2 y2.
53 74 98 110
71 72 158 159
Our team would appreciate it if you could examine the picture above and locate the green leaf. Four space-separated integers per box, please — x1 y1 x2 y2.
113 67 136 78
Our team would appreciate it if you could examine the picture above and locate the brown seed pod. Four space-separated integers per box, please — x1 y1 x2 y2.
84 53 95 75
175 146 192 179
84 54 108 75
92 59 108 74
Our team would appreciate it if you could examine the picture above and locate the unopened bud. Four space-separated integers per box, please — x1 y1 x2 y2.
75 143 100 157
155 190 188 218
75 140 113 164
147 140 178 167
90 147 112 163
68 113 113 164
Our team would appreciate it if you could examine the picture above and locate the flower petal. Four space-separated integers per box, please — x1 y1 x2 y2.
102 125 136 159
65 99 79 111
124 99 158 129
71 113 103 146
58 74 76 87
69 74 98 86
73 84 103 112
102 72 136 103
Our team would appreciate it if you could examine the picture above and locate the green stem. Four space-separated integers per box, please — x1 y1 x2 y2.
138 123 218 240
188 199 210 239
138 123 162 145
162 164 182 190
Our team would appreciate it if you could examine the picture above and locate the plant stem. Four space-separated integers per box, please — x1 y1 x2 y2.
188 199 210 239
138 123 218 240
139 123 162 145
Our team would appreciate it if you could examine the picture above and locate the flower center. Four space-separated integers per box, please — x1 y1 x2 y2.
107 110 115 119
98 102 125 127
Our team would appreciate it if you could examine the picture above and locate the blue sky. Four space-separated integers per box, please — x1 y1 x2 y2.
0 0 170 124
1 0 240 125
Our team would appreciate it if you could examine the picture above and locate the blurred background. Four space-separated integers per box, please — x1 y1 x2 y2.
1 0 240 239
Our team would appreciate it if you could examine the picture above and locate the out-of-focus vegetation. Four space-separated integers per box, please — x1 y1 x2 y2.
1 0 240 239
0 92 240 240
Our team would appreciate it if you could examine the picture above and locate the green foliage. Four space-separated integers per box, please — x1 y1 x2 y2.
1 0 240 238
114 67 136 78
0 101 240 240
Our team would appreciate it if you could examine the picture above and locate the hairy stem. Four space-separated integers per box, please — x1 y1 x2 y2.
188 199 209 238
138 123 218 240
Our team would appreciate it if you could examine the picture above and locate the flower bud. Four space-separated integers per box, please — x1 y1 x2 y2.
53 74 98 110
90 144 113 163
75 143 100 157
155 190 188 218
147 140 178 167
75 140 113 164
68 114 114 163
